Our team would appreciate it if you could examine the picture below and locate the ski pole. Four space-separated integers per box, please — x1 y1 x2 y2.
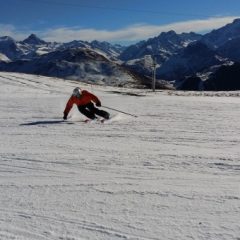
102 105 138 118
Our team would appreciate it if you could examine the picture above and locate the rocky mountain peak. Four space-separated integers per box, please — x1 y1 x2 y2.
22 34 46 45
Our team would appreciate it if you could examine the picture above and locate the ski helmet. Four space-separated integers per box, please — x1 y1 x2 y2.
72 87 82 98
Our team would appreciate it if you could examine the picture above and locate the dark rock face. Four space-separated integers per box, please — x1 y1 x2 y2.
0 36 23 59
157 41 222 81
202 18 240 49
22 34 47 45
177 76 202 90
217 37 240 61
204 63 240 90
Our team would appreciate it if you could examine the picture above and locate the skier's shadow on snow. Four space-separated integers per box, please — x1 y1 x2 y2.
20 120 74 126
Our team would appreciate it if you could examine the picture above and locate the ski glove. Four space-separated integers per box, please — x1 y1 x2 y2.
96 101 101 107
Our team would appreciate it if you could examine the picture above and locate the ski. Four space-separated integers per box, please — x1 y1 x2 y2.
83 118 107 123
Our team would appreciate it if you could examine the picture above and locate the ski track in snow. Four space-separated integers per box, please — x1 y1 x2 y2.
0 72 240 240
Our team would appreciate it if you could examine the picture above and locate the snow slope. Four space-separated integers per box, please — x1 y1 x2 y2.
0 53 10 62
0 72 239 240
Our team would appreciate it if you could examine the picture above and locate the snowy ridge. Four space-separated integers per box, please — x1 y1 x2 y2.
0 72 240 240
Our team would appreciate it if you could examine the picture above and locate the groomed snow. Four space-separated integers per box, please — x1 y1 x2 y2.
0 72 239 240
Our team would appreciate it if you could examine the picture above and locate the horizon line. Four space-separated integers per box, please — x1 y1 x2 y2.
0 16 239 46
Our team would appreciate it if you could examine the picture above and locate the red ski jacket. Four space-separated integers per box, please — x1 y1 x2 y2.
64 90 101 116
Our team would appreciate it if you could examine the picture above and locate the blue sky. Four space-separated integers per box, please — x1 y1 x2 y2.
0 0 240 45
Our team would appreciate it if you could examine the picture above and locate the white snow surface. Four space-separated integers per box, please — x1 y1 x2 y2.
0 72 240 240
0 53 10 62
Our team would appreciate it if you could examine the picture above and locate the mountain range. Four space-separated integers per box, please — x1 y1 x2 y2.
1 18 240 90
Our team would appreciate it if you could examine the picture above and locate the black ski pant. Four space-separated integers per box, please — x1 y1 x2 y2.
78 102 110 120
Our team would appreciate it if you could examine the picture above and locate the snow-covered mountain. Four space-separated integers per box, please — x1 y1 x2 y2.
119 18 240 90
173 18 240 90
0 35 56 60
0 34 136 86
1 18 240 90
0 34 125 61
119 31 202 85
120 30 201 62
0 47 144 87
90 40 126 59
56 40 125 61
156 41 224 81
0 36 25 60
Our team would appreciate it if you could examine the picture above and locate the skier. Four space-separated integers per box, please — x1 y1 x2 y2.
63 87 110 121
